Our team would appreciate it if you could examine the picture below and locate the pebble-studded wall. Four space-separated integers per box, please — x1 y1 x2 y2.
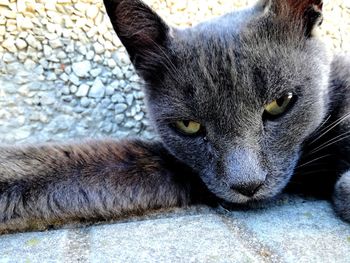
0 0 349 143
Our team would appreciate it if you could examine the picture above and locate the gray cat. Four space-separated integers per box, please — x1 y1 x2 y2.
0 0 349 234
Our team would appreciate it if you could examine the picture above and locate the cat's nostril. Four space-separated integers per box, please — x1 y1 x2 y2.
231 182 263 197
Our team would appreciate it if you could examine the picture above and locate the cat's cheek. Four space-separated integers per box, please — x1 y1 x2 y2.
256 171 293 200
156 129 213 172
254 151 300 200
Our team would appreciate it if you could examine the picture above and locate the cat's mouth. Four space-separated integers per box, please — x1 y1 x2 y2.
218 195 275 210
229 187 268 203
203 181 266 204
200 157 297 205
216 187 276 209
203 177 284 205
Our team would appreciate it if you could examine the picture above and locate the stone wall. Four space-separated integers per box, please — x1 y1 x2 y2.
0 0 349 143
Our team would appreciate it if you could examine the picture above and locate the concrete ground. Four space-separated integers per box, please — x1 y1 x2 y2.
0 195 349 263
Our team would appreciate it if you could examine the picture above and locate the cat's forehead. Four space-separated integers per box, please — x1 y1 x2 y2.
173 9 305 61
169 16 312 97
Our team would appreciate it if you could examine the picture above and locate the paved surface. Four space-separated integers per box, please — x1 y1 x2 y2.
0 195 349 263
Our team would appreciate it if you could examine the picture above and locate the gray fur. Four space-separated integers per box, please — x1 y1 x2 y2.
0 0 349 233
139 0 330 204
0 140 208 233
106 0 350 217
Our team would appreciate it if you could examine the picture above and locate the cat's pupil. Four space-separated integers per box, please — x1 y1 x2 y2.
276 97 285 107
183 120 190 127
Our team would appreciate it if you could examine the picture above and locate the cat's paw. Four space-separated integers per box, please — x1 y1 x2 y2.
333 171 350 222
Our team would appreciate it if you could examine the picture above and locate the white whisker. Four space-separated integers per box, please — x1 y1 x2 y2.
308 133 350 156
308 112 350 145
296 154 332 169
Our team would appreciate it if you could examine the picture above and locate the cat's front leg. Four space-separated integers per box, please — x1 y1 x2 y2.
0 140 209 234
333 171 350 222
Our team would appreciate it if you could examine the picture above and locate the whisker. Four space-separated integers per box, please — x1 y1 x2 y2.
296 154 332 169
307 131 350 156
309 130 350 153
292 169 333 178
308 111 350 145
312 114 332 135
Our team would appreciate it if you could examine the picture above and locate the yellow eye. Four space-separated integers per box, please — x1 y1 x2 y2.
174 120 201 135
264 93 294 117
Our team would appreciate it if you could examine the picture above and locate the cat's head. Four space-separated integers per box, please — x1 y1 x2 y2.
104 0 330 204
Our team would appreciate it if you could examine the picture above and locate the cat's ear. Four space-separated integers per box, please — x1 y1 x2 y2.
260 0 323 37
103 0 171 78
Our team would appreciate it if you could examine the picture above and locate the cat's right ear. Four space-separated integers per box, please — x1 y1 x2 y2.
103 0 171 80
259 0 323 37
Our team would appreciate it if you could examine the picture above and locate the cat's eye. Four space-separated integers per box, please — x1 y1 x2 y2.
173 120 202 135
264 93 295 118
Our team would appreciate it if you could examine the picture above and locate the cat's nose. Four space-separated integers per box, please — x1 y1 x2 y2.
230 182 263 197
225 147 266 197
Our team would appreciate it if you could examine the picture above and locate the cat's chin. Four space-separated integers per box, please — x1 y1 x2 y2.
206 182 280 206
218 195 277 210
209 185 283 209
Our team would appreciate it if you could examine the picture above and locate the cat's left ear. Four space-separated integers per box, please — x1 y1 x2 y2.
103 0 171 80
260 0 323 37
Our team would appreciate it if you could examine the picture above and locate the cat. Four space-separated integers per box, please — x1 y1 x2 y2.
0 0 349 234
